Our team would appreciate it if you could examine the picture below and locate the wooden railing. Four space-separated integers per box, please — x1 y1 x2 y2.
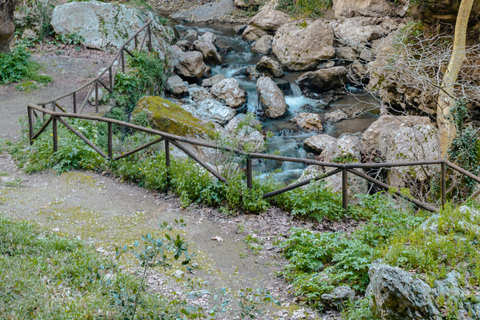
27 104 480 213
33 20 154 115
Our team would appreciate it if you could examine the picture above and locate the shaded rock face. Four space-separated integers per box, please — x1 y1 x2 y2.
361 115 441 188
251 35 273 55
332 0 393 18
210 78 247 108
166 75 188 96
182 29 198 44
0 0 15 53
193 39 222 64
256 76 288 119
366 263 441 320
249 9 292 32
170 46 207 81
242 25 268 41
51 1 174 53
297 67 348 93
272 19 335 71
290 113 323 132
256 56 284 78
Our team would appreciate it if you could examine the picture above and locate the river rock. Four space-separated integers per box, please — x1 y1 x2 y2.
324 109 348 123
211 78 247 108
182 29 198 44
252 35 273 55
166 75 188 95
193 99 236 125
245 65 261 81
362 115 441 188
297 67 348 93
51 1 174 53
201 31 216 44
360 48 375 62
193 39 222 64
189 86 214 102
330 17 383 45
171 48 207 81
242 25 268 41
332 0 393 18
351 60 368 79
321 286 355 309
202 74 226 87
366 263 441 320
249 9 292 32
290 113 323 132
272 19 335 71
226 116 265 152
336 47 357 61
233 24 247 34
256 56 284 78
256 76 288 118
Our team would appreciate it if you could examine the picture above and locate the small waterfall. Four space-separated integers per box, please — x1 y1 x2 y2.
291 83 302 97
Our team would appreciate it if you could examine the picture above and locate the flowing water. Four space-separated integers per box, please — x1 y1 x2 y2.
175 23 381 184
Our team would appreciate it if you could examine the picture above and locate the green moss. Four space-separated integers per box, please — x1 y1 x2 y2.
134 96 215 138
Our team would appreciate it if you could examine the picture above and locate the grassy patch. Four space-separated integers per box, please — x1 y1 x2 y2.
277 0 331 18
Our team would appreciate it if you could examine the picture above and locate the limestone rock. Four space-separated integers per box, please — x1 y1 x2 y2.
233 24 247 34
245 65 261 81
0 0 15 53
182 29 198 44
324 109 348 123
330 17 383 45
256 76 288 118
234 0 262 8
321 286 355 309
211 78 247 108
193 39 222 64
201 31 216 44
351 60 368 79
171 48 207 81
332 0 393 18
336 47 357 61
193 99 236 125
297 67 348 93
272 20 335 71
202 74 226 87
188 86 214 102
166 75 188 95
252 35 273 55
360 48 375 62
256 56 284 78
51 1 174 53
242 25 268 41
290 113 323 132
366 263 441 320
249 9 292 32
226 116 265 152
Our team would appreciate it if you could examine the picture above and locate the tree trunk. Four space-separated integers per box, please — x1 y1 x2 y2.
437 0 475 158
0 0 16 53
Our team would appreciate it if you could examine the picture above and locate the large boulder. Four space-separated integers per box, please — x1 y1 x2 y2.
249 9 292 32
366 263 441 320
193 39 222 64
330 17 384 45
170 47 207 81
290 113 324 132
252 35 273 55
134 96 214 138
202 74 226 87
166 75 188 96
0 0 15 53
242 25 268 41
256 76 288 119
51 1 174 53
211 78 247 108
297 67 348 93
192 99 236 125
256 56 284 78
332 0 393 18
188 86 214 102
272 20 335 71
362 116 441 188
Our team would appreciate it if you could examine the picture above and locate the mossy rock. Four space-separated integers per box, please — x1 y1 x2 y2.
134 96 215 138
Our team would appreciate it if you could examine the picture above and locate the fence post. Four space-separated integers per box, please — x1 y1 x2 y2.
134 35 138 49
28 107 33 145
342 168 348 211
441 162 446 209
41 104 46 121
109 66 113 91
147 24 152 52
52 101 56 112
73 92 77 114
107 122 113 159
246 156 252 189
95 81 99 113
121 49 125 72
52 116 58 152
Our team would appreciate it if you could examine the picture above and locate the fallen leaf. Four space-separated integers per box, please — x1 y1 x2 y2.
211 236 223 242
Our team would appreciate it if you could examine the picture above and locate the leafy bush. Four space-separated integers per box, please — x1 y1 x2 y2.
56 32 85 45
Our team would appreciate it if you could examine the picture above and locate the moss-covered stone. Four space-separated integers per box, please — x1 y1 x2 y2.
134 96 214 138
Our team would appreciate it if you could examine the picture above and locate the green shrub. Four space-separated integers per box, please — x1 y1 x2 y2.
277 0 331 18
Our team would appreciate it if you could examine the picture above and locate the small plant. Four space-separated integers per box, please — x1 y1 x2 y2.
56 32 85 45
3 177 22 187
237 288 280 319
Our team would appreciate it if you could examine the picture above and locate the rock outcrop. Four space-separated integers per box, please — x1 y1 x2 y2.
249 9 292 32
332 0 393 18
272 20 335 71
297 67 348 93
0 0 15 53
256 76 288 118
210 78 247 108
170 46 207 81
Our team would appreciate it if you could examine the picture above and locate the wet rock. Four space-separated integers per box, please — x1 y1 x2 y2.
245 65 261 81
272 19 335 71
233 24 247 34
290 113 324 132
330 17 384 45
194 99 236 125
252 35 273 55
332 0 393 18
171 47 207 81
324 109 348 123
297 67 348 93
226 116 265 152
193 39 223 64
360 48 375 62
249 9 292 32
211 78 247 108
166 75 188 96
321 286 355 309
201 31 216 44
366 263 441 320
188 86 214 102
256 76 288 119
51 1 174 53
202 74 226 87
242 25 268 41
182 29 198 44
256 56 284 78
336 47 357 61
362 116 441 188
